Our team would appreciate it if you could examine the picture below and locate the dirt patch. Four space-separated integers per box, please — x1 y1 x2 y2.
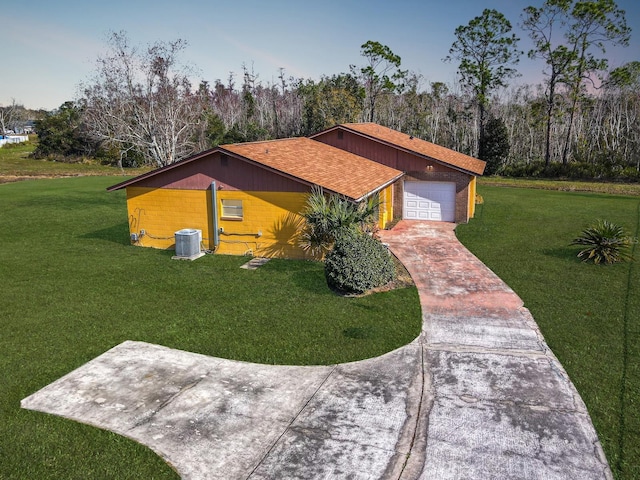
0 173 122 185
368 253 416 294
331 253 416 298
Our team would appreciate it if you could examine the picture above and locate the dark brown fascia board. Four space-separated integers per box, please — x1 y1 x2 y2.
105 147 219 191
217 146 400 201
352 172 405 203
216 145 321 192
311 124 484 177
106 142 402 202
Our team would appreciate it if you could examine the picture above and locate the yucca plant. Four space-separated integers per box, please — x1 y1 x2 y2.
570 219 636 264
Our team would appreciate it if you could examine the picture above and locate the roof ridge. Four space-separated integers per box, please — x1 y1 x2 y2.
221 137 307 148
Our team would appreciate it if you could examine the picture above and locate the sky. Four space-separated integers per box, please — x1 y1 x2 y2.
2 0 639 111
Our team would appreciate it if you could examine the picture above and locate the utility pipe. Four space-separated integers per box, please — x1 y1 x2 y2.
211 181 220 248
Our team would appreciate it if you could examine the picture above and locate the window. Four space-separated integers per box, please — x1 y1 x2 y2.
221 199 243 219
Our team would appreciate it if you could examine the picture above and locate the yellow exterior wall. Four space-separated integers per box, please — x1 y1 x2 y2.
126 187 312 259
216 190 308 258
125 185 395 259
127 187 211 250
468 176 477 219
378 184 394 229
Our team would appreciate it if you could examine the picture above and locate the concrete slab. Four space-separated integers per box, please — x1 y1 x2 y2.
21 340 423 479
22 220 611 479
424 308 545 352
172 252 206 261
425 349 578 409
420 397 609 480
250 342 424 479
240 257 271 270
22 341 336 479
379 221 611 480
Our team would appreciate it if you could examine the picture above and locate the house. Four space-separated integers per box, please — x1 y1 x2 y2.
311 123 486 223
107 137 403 259
107 123 486 259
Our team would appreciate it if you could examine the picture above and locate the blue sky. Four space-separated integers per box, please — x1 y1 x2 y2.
2 0 639 110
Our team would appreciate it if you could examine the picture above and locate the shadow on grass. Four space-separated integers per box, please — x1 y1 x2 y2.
261 259 333 295
343 326 376 339
81 222 131 246
542 246 582 262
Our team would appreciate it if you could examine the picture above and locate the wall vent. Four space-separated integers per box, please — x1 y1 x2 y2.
174 229 202 258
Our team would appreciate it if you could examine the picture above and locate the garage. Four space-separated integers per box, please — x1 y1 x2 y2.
403 181 456 221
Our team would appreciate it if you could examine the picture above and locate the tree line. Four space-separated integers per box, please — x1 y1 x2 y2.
31 0 639 181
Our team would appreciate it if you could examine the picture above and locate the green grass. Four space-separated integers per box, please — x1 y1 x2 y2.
0 139 150 181
479 175 640 197
0 177 421 479
457 186 640 480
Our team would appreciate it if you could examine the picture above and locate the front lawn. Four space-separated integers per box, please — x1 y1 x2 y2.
456 186 640 480
0 177 421 479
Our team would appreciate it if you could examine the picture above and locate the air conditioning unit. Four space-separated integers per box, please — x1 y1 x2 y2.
174 229 202 258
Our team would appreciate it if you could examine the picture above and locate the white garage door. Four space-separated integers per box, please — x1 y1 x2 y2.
403 181 456 221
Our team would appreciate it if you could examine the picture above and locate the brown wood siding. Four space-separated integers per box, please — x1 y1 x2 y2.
131 152 310 193
316 130 440 172
392 170 473 223
316 128 475 223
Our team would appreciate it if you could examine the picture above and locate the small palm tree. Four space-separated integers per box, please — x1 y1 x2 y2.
570 219 635 265
299 186 381 256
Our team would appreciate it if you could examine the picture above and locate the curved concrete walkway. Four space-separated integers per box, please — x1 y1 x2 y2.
21 221 610 479
379 221 611 480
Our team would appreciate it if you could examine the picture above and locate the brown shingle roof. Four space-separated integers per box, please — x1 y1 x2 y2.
221 137 403 201
335 123 486 175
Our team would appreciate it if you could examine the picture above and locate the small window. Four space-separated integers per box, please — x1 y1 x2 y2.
221 199 243 219
337 130 344 140
221 154 229 166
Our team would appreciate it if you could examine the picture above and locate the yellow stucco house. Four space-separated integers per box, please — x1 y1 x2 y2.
107 123 485 259
107 136 402 259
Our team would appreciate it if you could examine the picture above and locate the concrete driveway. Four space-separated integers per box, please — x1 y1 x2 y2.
22 221 611 479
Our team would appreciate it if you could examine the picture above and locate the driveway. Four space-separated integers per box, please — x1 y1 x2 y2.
22 221 610 479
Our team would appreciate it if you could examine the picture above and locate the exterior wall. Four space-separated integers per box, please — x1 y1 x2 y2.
315 130 428 171
468 176 477 219
378 184 393 229
133 151 310 193
127 187 211 249
126 186 312 259
392 170 473 224
316 129 476 224
216 190 309 258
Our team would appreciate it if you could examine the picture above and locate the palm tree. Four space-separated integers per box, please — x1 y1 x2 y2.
299 186 382 256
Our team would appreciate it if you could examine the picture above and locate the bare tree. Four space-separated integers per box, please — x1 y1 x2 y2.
522 0 630 165
559 0 631 164
0 100 25 135
81 32 201 167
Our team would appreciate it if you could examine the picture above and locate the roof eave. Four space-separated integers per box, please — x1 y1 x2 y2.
218 145 403 201
105 147 219 191
352 172 405 203
324 124 485 177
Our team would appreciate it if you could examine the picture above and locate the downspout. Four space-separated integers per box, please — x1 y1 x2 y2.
211 182 220 248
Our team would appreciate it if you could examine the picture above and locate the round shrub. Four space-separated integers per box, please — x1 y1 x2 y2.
324 229 395 294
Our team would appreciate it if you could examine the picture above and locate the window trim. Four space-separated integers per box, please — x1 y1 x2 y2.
221 199 243 220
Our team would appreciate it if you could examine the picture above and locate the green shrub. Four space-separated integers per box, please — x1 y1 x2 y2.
570 219 636 264
498 159 640 183
324 229 395 294
299 187 381 256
